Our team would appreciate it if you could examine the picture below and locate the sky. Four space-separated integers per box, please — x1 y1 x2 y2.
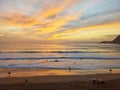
0 0 120 44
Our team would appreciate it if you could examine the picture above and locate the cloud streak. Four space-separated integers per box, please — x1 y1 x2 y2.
0 0 120 42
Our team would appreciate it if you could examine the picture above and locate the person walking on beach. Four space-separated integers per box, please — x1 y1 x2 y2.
92 78 96 84
8 71 11 77
109 69 112 74
25 78 29 84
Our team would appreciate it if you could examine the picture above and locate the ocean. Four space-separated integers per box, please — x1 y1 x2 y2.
0 43 120 70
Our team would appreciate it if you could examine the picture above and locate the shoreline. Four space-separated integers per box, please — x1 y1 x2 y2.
0 68 120 78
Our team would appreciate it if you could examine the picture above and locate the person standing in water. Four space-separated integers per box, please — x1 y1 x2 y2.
69 66 71 72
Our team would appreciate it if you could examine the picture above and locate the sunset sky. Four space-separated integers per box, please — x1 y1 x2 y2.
0 0 120 44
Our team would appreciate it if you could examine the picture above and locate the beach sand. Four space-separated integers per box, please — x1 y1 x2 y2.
0 68 120 90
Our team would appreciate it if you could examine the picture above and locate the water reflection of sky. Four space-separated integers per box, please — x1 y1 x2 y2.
0 43 120 69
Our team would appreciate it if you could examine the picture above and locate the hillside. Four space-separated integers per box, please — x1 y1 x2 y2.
101 35 120 44
111 35 120 44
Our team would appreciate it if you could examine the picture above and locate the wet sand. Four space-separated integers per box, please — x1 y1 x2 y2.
0 68 120 90
0 68 120 78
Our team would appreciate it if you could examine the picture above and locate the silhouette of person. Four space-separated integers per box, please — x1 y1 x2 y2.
69 66 71 72
8 72 11 77
99 79 104 85
109 69 112 74
92 78 96 84
25 78 28 84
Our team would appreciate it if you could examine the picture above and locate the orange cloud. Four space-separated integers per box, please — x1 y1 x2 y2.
50 22 120 40
0 0 120 42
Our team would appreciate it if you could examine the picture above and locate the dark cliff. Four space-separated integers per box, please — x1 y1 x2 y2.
111 35 120 44
101 35 120 44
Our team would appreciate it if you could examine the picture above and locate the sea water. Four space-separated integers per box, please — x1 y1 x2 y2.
0 43 120 70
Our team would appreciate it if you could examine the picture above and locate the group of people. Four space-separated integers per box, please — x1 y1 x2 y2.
92 78 104 85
